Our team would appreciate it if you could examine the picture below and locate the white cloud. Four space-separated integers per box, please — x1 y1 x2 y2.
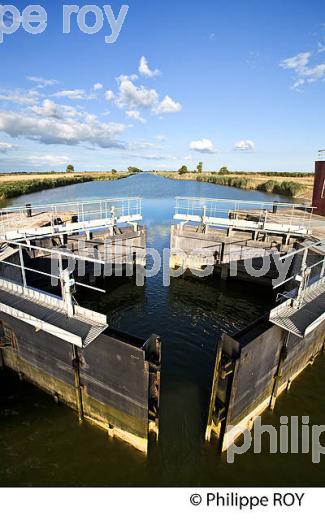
0 109 126 149
28 99 81 120
27 154 71 166
318 42 325 54
27 76 59 88
93 83 103 90
303 63 325 79
0 88 40 106
0 142 14 153
280 51 325 89
116 77 181 115
52 89 91 100
154 95 182 115
126 153 177 161
29 99 59 118
234 139 255 152
156 134 167 142
126 110 147 123
292 79 305 90
116 75 159 109
190 138 215 153
105 90 115 101
280 52 311 71
139 56 160 77
128 139 164 151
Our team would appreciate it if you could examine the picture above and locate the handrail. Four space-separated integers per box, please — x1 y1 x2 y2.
0 197 143 238
1 197 141 213
273 240 325 289
175 196 315 209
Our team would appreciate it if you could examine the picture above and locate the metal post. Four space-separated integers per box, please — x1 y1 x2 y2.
18 245 27 287
202 205 206 222
111 206 116 226
25 204 32 218
295 248 309 308
60 268 75 317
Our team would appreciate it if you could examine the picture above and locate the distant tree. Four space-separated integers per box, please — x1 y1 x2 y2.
128 166 142 173
178 165 188 175
219 166 230 175
111 169 117 174
197 162 203 174
66 164 75 173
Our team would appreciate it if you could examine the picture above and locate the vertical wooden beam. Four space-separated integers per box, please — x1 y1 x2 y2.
220 242 225 263
320 257 325 279
72 344 84 424
205 337 223 441
270 331 289 411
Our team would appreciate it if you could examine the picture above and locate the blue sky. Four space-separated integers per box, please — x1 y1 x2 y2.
0 0 324 172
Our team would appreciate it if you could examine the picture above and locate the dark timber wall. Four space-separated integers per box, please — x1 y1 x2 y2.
206 317 325 451
0 312 159 453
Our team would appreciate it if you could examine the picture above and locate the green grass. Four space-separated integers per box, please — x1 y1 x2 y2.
196 174 255 190
210 170 313 178
196 174 308 198
0 174 129 200
256 180 306 197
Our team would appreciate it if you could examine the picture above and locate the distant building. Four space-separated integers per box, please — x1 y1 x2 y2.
312 150 325 216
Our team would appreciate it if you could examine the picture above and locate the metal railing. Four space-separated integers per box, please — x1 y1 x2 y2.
318 149 325 161
0 239 107 294
273 240 325 290
174 197 315 234
200 238 274 264
0 197 142 237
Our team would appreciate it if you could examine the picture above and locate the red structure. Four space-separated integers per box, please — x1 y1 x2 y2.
312 152 325 216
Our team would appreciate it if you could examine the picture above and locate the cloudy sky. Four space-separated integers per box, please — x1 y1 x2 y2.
0 0 324 172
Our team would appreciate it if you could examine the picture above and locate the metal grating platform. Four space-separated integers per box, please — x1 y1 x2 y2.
0 282 107 348
270 279 325 337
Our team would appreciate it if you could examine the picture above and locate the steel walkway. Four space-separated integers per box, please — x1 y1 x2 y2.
270 278 325 337
0 279 107 347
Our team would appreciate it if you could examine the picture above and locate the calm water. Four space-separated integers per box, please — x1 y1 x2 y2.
1 174 324 486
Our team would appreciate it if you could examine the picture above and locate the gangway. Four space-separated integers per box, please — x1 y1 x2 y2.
270 240 325 337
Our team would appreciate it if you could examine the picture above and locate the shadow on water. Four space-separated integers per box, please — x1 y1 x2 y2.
1 174 324 486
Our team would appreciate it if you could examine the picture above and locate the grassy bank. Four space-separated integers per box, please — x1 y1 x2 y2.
196 175 308 198
156 171 314 200
0 172 130 200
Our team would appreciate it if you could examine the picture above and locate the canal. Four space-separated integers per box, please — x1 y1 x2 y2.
1 173 324 486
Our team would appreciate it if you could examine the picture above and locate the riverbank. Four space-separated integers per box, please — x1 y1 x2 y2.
0 171 130 200
155 171 314 200
0 170 314 201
